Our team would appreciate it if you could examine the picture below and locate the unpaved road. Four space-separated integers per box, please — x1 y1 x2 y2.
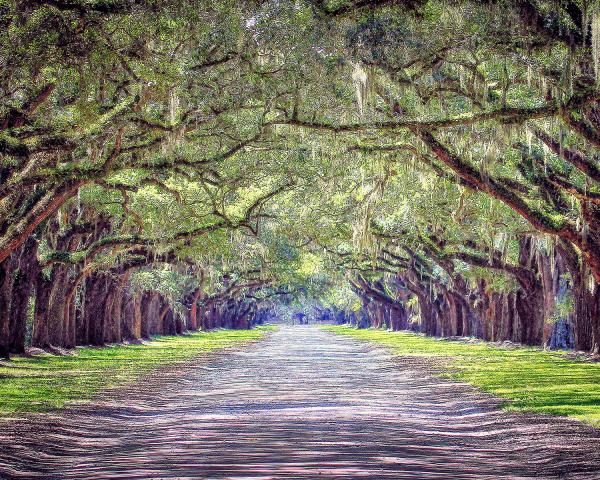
1 325 599 479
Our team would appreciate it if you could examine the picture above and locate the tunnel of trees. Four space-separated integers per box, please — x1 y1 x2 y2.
2 0 600 358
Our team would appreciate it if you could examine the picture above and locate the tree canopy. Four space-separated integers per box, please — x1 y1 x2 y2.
3 0 600 356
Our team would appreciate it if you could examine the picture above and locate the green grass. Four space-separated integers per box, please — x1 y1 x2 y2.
323 325 600 426
0 327 273 416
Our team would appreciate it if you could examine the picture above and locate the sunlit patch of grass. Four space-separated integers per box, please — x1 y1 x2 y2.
323 325 600 427
0 327 274 416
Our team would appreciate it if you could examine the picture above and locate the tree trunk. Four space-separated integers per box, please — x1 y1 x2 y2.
31 271 53 349
140 291 155 339
9 237 38 354
556 241 599 352
64 297 77 349
188 287 203 331
175 312 185 334
162 307 176 335
512 237 546 346
8 268 31 354
103 276 126 344
572 281 600 353
0 259 12 358
84 274 109 346
122 293 142 340
45 266 69 347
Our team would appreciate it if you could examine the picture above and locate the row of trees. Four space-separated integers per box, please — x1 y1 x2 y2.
0 0 302 357
275 0 600 352
0 202 283 356
342 236 575 350
3 0 600 356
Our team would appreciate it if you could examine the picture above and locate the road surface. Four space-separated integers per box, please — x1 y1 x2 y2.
1 326 599 479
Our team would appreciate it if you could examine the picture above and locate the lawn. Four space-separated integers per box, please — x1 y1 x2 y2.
0 327 273 416
323 325 600 426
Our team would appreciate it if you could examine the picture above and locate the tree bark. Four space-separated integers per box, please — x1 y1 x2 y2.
0 259 13 358
122 292 142 340
83 274 109 346
45 266 69 347
9 238 38 353
556 241 600 352
31 271 52 349
187 286 203 331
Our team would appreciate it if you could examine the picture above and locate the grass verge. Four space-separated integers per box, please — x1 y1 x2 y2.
0 327 273 416
322 325 600 426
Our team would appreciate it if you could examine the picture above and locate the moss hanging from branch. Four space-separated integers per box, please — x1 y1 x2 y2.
351 62 369 116
592 8 600 85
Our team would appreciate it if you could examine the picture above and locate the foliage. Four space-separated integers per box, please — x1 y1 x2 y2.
3 0 600 353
